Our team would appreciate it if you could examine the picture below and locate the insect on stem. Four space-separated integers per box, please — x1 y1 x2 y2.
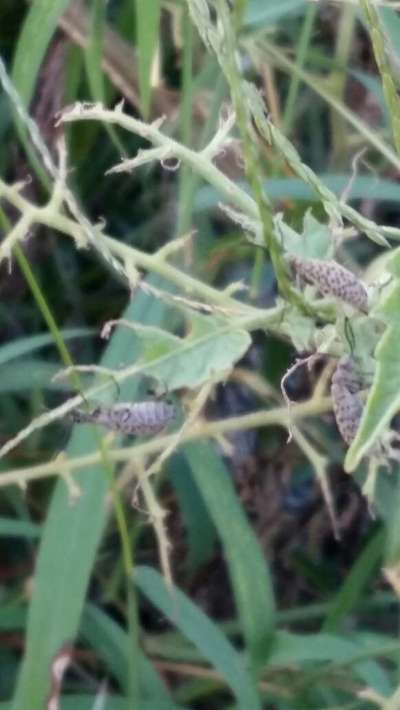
70 399 176 436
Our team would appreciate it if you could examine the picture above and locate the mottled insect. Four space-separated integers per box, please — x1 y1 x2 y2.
331 356 364 445
70 400 176 436
288 256 369 313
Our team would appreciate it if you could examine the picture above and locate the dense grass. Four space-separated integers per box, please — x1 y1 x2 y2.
1 1 400 708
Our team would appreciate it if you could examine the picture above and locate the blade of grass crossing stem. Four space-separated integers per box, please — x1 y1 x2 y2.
81 604 184 708
135 565 262 710
0 329 93 367
11 291 170 710
10 0 71 186
322 529 385 632
135 0 162 117
0 518 40 539
183 441 275 673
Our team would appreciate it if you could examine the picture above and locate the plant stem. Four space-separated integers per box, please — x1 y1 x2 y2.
0 395 333 489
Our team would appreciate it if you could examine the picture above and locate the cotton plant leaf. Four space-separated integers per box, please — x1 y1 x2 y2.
278 305 315 351
345 248 400 472
119 313 252 391
275 210 334 260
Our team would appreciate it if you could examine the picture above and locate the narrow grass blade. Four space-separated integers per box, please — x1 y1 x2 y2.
183 442 276 673
196 175 400 209
167 454 217 577
84 0 125 155
135 565 262 710
323 529 385 632
0 329 93 367
4 699 130 710
81 604 182 707
0 360 64 393
270 630 391 694
135 0 162 117
0 518 40 539
10 0 71 183
11 292 168 710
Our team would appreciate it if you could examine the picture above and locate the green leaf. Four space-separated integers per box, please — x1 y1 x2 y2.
196 175 400 209
275 210 333 260
0 360 63 393
269 631 391 693
83 0 125 155
81 604 181 707
345 257 400 472
0 606 27 632
135 0 162 117
11 288 170 710
123 313 251 391
11 0 71 183
245 0 307 26
0 517 40 539
183 442 275 673
166 454 217 576
84 0 106 103
135 565 262 710
4 699 169 710
0 329 93 367
278 305 315 351
322 530 385 632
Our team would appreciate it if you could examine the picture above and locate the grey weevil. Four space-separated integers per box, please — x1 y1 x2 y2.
70 399 176 436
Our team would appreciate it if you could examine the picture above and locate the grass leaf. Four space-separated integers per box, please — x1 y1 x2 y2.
135 565 262 709
0 329 93 367
183 441 276 673
11 291 169 710
135 0 162 117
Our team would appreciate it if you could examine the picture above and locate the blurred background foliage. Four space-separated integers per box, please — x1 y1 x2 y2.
1 0 400 708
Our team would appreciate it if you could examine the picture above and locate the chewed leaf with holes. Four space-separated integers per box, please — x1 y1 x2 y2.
124 313 251 390
345 248 400 472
